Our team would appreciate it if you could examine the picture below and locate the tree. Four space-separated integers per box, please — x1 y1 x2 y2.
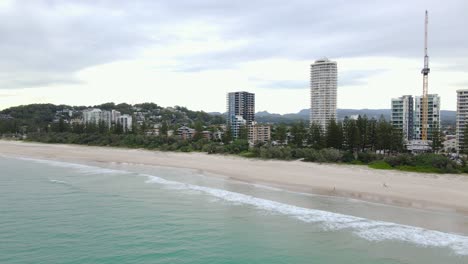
390 127 405 153
98 121 109 134
431 122 443 153
273 124 287 144
193 121 204 141
308 122 324 150
342 117 360 152
238 124 249 140
290 121 307 147
325 119 343 149
376 115 391 154
51 118 69 133
160 121 168 138
366 118 378 151
113 122 124 135
357 115 369 151
222 127 232 144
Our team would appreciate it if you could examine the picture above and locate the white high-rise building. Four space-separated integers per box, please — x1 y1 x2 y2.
310 58 337 130
414 94 440 140
391 95 414 141
456 89 468 153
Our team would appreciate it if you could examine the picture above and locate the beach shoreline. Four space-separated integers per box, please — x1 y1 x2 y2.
1 140 468 216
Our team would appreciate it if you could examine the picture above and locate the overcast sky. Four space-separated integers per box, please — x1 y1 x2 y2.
0 0 467 113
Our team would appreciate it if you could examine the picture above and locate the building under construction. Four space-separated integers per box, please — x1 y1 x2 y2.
391 11 441 151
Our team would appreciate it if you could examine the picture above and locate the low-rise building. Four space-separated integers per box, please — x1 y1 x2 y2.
177 126 195 140
83 108 111 127
111 110 121 124
201 131 212 140
443 138 457 153
248 123 271 145
117 114 133 132
146 128 160 136
406 140 431 153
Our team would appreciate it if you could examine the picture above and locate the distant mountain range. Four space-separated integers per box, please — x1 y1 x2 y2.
211 109 456 125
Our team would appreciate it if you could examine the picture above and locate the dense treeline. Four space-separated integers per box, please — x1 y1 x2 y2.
0 103 462 174
0 103 225 135
271 116 405 154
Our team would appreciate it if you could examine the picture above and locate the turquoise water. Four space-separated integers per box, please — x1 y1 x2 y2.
1 156 468 263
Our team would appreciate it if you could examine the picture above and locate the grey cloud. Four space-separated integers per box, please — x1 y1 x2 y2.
257 80 308 90
339 70 387 87
452 81 468 88
173 0 468 67
0 1 171 89
252 69 386 90
1 0 467 89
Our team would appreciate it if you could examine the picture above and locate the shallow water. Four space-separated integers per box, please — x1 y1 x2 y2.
1 156 468 263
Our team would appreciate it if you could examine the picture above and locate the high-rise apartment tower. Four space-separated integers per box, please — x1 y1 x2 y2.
226 91 255 139
456 89 468 153
414 94 440 140
310 58 337 130
391 95 414 141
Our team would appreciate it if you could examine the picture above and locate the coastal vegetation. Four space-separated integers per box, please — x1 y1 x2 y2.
0 103 464 174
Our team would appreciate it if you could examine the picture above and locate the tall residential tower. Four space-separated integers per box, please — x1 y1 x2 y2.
456 89 468 153
310 58 337 130
226 91 255 139
391 95 414 141
414 94 440 140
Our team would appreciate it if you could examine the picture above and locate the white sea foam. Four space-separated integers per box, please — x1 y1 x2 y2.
17 157 129 175
143 174 468 255
48 179 68 184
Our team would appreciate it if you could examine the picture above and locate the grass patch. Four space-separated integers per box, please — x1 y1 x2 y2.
347 160 365 165
239 151 257 158
395 166 442 174
368 160 393 170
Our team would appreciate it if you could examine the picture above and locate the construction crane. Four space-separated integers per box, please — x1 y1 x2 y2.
421 10 430 141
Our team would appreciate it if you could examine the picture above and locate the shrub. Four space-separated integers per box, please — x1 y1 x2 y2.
239 151 256 158
357 152 380 164
369 160 393 170
258 145 292 160
303 149 320 162
318 148 343 163
341 152 355 163
384 154 413 167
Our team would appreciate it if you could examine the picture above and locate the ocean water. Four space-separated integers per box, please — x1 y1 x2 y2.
1 156 468 264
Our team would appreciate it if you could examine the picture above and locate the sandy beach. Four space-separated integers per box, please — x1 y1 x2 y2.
1 140 468 215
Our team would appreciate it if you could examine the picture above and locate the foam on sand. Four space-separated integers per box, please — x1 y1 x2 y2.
144 173 468 255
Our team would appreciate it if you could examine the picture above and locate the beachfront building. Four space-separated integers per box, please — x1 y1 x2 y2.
229 115 247 139
310 58 337 131
227 91 255 139
414 94 441 140
177 126 195 140
117 114 133 132
248 122 271 145
443 136 457 153
456 89 468 153
391 95 414 141
82 108 111 127
111 110 121 124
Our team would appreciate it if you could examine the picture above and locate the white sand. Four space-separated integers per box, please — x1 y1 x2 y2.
2 140 468 215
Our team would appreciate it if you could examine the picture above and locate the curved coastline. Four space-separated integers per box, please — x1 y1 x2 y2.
1 140 468 216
